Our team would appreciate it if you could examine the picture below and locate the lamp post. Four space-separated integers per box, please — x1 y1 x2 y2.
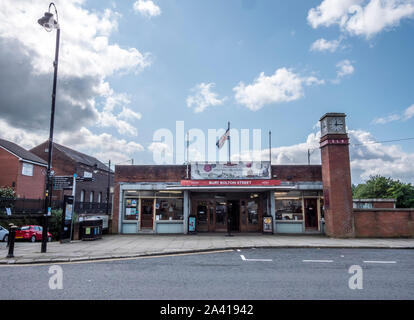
106 160 111 215
38 3 60 253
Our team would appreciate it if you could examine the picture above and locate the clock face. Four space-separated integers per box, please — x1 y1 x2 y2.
321 118 328 135
328 117 345 133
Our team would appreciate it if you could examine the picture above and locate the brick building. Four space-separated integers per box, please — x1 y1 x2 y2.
111 113 414 238
30 142 114 214
0 138 47 199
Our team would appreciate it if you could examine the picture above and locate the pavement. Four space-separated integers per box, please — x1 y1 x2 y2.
1 233 414 265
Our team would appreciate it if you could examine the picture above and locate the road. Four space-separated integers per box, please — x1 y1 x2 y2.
0 248 413 300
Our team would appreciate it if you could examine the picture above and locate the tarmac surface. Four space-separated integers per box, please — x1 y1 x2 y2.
1 233 414 265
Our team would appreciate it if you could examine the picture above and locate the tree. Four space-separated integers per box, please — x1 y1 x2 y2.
353 175 414 208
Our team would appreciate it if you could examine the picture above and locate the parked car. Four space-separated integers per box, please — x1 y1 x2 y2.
15 225 52 243
0 225 9 242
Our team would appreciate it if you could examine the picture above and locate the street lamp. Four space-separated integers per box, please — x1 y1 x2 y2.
38 3 60 253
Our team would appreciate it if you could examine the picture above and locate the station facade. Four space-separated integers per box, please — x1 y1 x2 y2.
112 163 324 235
112 113 356 237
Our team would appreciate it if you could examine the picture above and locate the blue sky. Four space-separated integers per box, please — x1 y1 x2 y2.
0 0 413 183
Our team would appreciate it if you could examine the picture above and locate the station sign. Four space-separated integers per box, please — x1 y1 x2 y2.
181 179 281 187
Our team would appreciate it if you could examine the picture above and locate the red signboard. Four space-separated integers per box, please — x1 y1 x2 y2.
180 179 282 187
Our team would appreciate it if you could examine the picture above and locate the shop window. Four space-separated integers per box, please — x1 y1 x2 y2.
155 198 183 221
247 200 259 225
124 198 139 220
275 199 303 221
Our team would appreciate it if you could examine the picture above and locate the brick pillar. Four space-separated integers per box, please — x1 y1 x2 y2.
320 113 354 238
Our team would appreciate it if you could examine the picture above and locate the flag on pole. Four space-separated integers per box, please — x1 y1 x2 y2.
216 128 230 149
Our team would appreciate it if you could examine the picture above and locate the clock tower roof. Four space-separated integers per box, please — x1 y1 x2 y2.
320 113 346 121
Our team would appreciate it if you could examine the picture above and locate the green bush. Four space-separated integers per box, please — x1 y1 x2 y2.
0 187 15 199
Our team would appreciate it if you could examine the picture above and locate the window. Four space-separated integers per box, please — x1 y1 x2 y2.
22 163 34 176
80 190 85 202
275 199 303 221
124 198 138 220
98 192 102 203
247 200 259 225
156 198 183 221
89 191 94 203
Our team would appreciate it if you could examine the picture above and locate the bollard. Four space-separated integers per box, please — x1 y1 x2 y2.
6 223 13 248
7 225 17 258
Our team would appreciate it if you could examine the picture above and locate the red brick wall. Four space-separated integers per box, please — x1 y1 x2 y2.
30 142 77 176
115 165 322 184
373 202 395 209
115 165 187 183
271 165 322 182
16 162 46 199
320 134 354 238
0 148 45 199
354 209 414 237
0 148 18 190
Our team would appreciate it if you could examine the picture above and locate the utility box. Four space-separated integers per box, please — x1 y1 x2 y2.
80 219 103 241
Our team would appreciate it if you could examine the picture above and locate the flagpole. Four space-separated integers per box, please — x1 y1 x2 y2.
186 131 189 179
227 121 231 164
269 130 272 164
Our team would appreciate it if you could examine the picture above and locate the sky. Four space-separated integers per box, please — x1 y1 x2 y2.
0 0 413 184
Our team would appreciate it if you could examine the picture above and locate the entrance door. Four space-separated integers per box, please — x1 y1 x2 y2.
141 199 154 229
305 198 318 230
228 200 240 232
194 200 216 232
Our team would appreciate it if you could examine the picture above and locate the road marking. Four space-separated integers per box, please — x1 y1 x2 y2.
363 260 397 264
240 255 272 262
303 260 333 263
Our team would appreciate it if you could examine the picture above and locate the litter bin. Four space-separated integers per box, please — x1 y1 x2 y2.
80 219 103 241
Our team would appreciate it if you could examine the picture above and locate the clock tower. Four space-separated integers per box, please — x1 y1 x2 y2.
320 113 354 238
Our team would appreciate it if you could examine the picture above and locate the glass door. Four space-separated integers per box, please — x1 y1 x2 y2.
215 200 227 232
195 200 209 232
140 198 154 229
305 198 318 230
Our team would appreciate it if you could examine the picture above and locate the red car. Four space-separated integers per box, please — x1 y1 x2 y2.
15 225 52 243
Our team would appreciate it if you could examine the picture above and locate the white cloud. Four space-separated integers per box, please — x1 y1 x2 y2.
373 104 414 124
186 83 227 113
233 68 324 111
307 0 414 38
336 59 355 78
349 129 414 183
0 119 144 164
310 38 341 52
133 0 161 18
403 104 414 119
0 0 149 158
233 127 414 184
